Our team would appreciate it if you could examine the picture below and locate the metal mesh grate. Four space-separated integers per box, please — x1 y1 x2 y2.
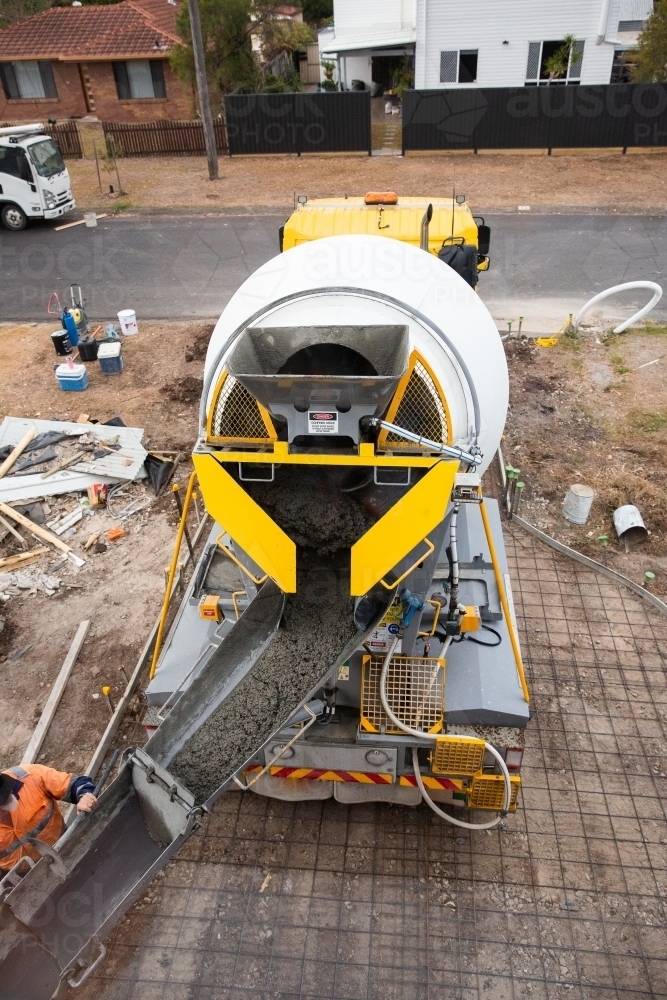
384 360 448 447
361 655 444 734
211 375 271 440
431 735 485 776
468 773 520 811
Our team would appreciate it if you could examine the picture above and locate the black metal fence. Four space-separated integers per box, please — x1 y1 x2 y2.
224 92 371 155
402 84 667 152
101 119 228 157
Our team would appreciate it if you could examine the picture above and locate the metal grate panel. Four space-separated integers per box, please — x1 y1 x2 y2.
468 773 520 811
211 375 272 441
431 735 485 776
384 360 448 448
360 655 444 735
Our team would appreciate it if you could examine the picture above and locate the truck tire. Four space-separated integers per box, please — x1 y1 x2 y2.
1 203 28 231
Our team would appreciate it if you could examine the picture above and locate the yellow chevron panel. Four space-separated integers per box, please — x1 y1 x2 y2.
193 453 296 593
350 460 459 596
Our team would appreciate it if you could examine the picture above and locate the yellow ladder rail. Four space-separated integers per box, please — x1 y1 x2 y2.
479 499 530 703
149 469 198 681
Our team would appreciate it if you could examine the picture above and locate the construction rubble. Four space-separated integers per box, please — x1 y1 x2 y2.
0 414 178 605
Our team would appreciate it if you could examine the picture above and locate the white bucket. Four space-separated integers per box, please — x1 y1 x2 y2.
117 309 138 335
563 484 594 525
83 211 97 228
613 504 648 550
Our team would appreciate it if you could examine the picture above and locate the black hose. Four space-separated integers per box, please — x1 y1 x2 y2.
466 625 502 647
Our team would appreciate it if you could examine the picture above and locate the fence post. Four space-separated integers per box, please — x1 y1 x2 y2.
295 94 301 157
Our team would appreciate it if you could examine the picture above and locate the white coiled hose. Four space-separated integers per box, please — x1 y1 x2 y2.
379 637 512 829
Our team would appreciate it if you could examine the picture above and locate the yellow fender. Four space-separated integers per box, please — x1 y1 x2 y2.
350 461 459 596
193 453 297 593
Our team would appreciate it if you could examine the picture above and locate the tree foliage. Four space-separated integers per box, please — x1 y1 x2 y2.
544 34 579 81
171 0 314 102
0 0 49 29
632 0 667 82
301 0 332 27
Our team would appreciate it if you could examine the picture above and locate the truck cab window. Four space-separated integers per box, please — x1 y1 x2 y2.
28 138 65 177
0 146 34 182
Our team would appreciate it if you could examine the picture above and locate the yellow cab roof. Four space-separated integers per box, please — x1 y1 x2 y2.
283 196 478 249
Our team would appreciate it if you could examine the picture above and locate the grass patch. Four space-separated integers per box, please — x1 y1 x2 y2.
603 382 626 392
628 409 667 432
111 197 132 213
638 324 667 336
610 354 629 375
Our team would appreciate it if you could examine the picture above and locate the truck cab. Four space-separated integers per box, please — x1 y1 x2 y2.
280 192 491 288
0 123 75 231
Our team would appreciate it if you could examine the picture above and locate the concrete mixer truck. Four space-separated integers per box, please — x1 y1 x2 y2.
0 232 527 1000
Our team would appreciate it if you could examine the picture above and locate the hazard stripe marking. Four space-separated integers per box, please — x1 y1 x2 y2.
244 765 393 784
399 775 464 790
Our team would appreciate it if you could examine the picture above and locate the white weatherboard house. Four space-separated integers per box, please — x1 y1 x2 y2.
319 0 654 91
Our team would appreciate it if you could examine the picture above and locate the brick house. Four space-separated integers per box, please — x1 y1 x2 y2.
0 0 193 123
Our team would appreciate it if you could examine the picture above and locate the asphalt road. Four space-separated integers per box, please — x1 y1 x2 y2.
1 212 665 328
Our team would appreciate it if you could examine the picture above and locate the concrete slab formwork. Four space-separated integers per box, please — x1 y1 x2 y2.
76 522 667 1000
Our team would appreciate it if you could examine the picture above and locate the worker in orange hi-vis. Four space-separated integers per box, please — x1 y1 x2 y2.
0 764 97 876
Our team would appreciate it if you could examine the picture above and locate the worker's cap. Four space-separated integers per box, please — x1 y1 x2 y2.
0 773 17 807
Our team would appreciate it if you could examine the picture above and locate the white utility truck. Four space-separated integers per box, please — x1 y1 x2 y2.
0 123 75 230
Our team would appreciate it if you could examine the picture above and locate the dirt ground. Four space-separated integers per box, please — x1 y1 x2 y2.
1 314 666 779
0 320 211 774
503 321 667 594
66 149 667 214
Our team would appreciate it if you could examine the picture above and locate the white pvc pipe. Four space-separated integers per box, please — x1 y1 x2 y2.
596 0 612 43
574 281 663 334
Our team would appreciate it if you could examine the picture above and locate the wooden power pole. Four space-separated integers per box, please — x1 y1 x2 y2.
187 0 218 180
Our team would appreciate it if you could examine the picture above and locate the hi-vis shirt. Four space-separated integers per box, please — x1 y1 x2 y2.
0 763 75 870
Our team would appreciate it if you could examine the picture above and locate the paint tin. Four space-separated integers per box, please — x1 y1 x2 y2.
51 329 72 356
563 484 594 525
117 309 138 335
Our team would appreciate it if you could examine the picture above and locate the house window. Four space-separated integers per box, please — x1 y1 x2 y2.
610 48 632 82
525 40 585 84
439 49 478 84
0 61 58 100
112 60 166 99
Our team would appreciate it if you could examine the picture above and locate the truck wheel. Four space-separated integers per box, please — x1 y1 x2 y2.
1 204 28 231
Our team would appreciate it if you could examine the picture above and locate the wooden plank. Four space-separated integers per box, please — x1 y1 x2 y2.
22 620 91 764
0 500 82 563
0 513 26 546
54 214 107 232
0 425 36 479
0 546 48 568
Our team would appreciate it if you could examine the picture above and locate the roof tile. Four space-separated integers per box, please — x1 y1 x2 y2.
0 1 181 60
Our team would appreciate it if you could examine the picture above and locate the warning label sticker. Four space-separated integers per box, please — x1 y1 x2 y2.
308 411 338 434
369 625 402 654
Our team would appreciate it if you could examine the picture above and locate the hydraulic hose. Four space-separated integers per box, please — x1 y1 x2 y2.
448 504 460 614
379 636 512 829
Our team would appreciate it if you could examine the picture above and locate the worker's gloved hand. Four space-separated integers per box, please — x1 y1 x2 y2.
76 792 97 814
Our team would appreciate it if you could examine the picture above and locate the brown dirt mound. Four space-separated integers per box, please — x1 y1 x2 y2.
161 376 204 404
185 324 215 363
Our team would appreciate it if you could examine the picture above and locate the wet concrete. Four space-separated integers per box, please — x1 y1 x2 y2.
169 555 356 804
247 467 372 556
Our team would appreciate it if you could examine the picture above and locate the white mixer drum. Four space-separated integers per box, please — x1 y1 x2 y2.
204 234 508 474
